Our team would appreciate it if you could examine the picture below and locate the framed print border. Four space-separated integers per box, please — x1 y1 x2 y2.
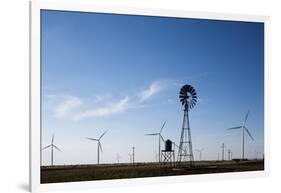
30 1 270 192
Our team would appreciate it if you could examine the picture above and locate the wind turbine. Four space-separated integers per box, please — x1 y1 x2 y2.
195 148 204 161
145 120 166 162
116 153 121 164
132 146 135 165
42 134 62 166
255 150 260 160
128 153 132 163
227 110 254 160
228 149 232 160
86 130 107 165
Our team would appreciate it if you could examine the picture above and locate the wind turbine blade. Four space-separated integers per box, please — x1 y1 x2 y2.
173 142 179 148
227 126 242 130
86 137 98 141
99 130 107 140
173 142 184 152
244 110 250 124
52 134 55 144
145 133 158 136
99 142 103 152
42 144 51 150
160 134 165 142
159 120 167 133
53 145 62 152
245 127 254 141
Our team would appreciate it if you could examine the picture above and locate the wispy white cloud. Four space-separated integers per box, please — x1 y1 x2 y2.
46 74 211 121
73 96 129 120
92 94 112 103
45 94 130 121
54 96 83 118
138 81 166 102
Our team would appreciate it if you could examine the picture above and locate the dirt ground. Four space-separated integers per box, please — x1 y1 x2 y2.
41 160 264 184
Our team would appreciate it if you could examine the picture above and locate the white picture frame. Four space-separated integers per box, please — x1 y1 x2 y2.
29 0 270 192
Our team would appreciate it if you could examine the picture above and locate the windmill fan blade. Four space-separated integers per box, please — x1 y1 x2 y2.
191 90 195 95
245 127 254 141
180 98 186 103
191 101 195 107
180 90 185 95
160 120 166 133
227 126 242 130
53 145 62 152
179 96 186 101
99 130 107 140
86 137 98 141
42 144 51 150
179 95 187 101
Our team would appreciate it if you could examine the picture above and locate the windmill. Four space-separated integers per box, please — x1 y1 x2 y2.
145 120 166 162
195 148 204 161
42 134 62 166
86 130 107 165
227 110 254 160
177 84 197 166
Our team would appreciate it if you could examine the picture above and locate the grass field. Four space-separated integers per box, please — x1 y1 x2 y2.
41 160 264 184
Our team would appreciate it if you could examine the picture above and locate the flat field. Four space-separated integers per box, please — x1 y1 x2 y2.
41 160 264 184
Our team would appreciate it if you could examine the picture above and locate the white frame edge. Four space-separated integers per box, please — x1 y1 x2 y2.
29 0 271 192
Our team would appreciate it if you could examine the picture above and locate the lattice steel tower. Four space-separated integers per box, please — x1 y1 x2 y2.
177 84 197 166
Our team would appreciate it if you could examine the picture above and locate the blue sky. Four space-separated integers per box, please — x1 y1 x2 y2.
41 10 264 165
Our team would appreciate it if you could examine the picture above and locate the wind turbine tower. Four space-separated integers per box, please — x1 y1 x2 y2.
132 146 135 165
177 84 197 166
86 130 107 165
221 143 227 161
227 110 254 160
